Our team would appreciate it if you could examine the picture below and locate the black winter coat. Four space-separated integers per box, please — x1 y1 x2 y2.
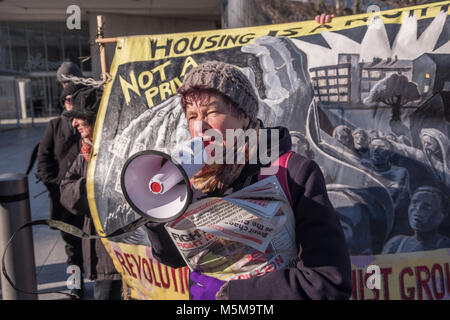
37 115 81 222
60 153 121 281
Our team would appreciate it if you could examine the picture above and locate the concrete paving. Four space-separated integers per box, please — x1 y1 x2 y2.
0 123 94 300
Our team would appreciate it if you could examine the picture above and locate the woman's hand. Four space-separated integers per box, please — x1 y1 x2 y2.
190 271 226 300
315 13 335 25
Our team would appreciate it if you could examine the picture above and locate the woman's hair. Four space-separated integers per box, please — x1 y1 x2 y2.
78 117 95 127
180 88 246 120
333 125 352 138
370 137 393 150
412 185 448 213
352 128 368 137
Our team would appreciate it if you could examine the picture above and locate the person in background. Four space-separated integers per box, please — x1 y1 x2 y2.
382 186 450 253
362 137 411 235
332 125 355 151
389 128 450 192
352 128 370 160
60 87 122 300
36 81 86 299
290 130 315 159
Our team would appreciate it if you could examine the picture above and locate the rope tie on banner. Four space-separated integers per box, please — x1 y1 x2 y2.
60 74 111 88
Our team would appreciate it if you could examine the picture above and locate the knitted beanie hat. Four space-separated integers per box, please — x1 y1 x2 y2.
60 82 86 107
178 61 259 120
63 87 102 124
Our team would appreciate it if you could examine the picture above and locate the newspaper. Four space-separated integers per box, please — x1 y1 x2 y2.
165 175 298 281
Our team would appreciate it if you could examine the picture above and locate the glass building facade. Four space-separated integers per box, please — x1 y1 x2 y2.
0 21 92 118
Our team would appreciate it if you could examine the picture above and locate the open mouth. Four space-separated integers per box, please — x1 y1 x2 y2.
203 140 211 147
411 214 423 225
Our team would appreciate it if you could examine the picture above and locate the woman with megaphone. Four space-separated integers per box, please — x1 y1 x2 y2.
145 61 352 300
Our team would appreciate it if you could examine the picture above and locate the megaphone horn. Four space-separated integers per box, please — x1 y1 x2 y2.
120 137 206 222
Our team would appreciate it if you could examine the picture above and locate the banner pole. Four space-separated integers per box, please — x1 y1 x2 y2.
96 15 108 82
95 37 117 44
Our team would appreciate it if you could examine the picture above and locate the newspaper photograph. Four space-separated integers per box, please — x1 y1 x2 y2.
165 176 299 281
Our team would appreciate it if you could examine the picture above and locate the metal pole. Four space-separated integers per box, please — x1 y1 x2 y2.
13 80 21 128
27 80 35 126
95 37 117 44
0 173 37 300
222 0 256 28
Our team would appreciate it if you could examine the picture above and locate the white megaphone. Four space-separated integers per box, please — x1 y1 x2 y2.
121 136 207 222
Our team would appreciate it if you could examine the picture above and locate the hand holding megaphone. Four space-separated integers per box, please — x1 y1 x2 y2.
121 137 208 222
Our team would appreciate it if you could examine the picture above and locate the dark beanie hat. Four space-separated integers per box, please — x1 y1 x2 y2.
60 82 86 107
63 87 102 123
178 61 259 120
57 62 83 83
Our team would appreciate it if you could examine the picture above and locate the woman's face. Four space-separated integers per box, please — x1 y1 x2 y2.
291 136 309 155
421 134 439 155
184 93 249 143
353 130 369 150
334 128 353 148
72 118 93 140
369 139 391 165
63 95 73 111
408 191 443 232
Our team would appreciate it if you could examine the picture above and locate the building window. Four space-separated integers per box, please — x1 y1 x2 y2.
338 68 348 76
370 70 382 79
0 21 91 117
362 70 369 78
1 21 91 73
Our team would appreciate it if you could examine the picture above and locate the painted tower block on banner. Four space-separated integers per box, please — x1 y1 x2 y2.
338 54 361 104
412 53 450 100
310 63 352 104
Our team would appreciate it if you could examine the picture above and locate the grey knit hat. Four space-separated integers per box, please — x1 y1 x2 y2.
178 61 259 120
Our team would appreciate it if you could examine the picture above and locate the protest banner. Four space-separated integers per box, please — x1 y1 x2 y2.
88 1 450 299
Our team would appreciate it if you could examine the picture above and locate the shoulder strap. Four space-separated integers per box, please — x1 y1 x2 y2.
258 151 294 206
26 142 40 175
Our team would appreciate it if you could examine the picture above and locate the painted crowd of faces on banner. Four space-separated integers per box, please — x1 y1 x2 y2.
88 1 450 300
